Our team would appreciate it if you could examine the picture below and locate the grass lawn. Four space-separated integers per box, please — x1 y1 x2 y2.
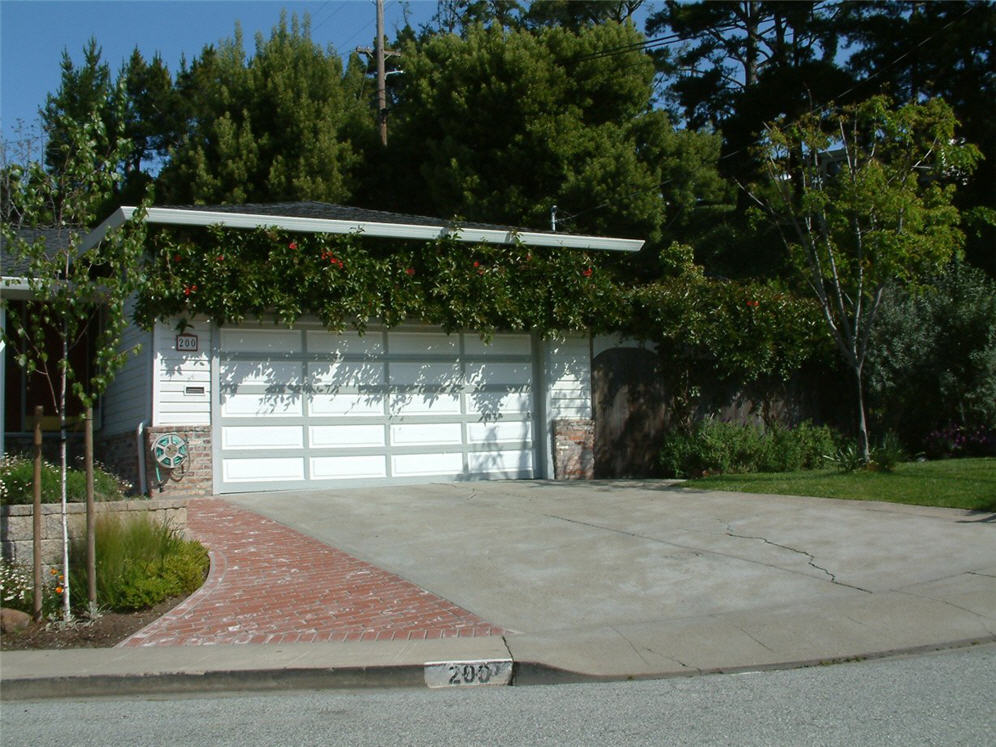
686 457 996 512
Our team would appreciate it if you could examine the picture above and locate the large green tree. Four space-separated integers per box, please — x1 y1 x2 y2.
752 96 980 459
645 1 854 278
156 14 375 205
380 20 725 263
841 1 996 276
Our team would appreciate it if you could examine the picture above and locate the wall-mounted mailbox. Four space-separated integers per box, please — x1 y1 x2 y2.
184 386 206 396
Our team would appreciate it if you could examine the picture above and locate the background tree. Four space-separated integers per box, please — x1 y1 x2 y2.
380 20 725 274
1 90 148 620
156 13 375 205
867 262 996 449
646 1 854 278
752 96 980 459
841 1 996 276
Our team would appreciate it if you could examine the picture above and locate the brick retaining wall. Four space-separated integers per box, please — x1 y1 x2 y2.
1 498 188 569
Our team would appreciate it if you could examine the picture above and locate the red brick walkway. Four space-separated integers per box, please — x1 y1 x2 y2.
119 498 503 647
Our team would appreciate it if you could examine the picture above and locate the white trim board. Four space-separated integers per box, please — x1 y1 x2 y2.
86 206 644 253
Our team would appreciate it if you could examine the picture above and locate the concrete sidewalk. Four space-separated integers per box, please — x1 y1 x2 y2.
3 481 994 699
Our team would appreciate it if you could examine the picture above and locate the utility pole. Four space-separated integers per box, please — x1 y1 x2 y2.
357 0 399 146
376 0 387 146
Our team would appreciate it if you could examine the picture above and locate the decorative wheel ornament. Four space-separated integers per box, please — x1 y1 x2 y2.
152 433 188 470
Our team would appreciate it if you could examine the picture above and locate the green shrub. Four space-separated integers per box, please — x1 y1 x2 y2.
659 419 837 478
0 455 130 505
867 263 996 448
828 440 866 473
69 515 209 612
871 432 906 472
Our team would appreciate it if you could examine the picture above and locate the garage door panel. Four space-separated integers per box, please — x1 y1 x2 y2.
466 391 531 417
390 422 463 446
306 329 383 356
310 424 385 448
467 421 532 444
468 449 533 475
311 455 386 479
389 332 458 355
392 452 464 477
309 393 385 416
223 360 301 386
307 360 385 387
390 392 463 416
224 457 304 482
221 392 303 417
221 328 303 354
465 361 532 386
389 361 462 386
464 334 532 356
222 425 303 450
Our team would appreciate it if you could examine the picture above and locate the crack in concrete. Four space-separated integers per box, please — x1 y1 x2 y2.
610 626 652 667
643 645 697 672
725 526 872 593
610 627 694 671
500 634 515 662
896 590 996 625
539 511 873 587
968 570 996 579
733 624 776 653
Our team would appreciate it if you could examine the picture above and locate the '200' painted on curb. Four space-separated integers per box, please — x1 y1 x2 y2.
448 663 495 685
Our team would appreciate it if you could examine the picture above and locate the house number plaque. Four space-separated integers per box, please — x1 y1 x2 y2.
176 334 199 352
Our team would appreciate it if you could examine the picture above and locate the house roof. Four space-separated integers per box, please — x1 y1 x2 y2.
86 201 645 253
1 227 79 299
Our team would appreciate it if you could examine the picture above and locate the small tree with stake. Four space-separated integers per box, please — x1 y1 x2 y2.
1 93 147 621
750 96 980 462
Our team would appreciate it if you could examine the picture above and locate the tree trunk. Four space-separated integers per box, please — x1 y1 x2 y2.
59 335 71 622
855 366 870 463
32 406 43 622
85 407 97 614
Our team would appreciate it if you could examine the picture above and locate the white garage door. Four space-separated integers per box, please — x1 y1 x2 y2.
215 326 537 493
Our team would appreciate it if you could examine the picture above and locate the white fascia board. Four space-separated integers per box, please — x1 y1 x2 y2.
1 277 35 300
86 206 644 253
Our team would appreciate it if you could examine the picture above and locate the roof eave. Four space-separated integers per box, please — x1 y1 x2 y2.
84 206 644 253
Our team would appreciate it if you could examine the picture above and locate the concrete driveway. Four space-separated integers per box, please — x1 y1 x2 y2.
227 480 996 676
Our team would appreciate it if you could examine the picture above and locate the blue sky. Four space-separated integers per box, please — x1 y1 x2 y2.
0 0 440 141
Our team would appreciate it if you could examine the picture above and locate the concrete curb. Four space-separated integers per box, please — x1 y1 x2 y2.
3 636 994 701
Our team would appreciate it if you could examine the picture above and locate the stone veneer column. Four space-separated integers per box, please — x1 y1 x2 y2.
552 419 594 480
145 426 213 497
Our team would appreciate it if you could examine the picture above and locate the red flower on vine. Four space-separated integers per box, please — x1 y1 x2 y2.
288 241 298 250
473 261 480 268
183 284 198 297
320 251 344 268
216 255 224 262
746 300 759 308
173 254 181 263
405 267 415 276
582 267 593 277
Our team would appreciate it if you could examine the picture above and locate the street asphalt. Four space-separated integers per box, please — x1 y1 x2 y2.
2 480 994 699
